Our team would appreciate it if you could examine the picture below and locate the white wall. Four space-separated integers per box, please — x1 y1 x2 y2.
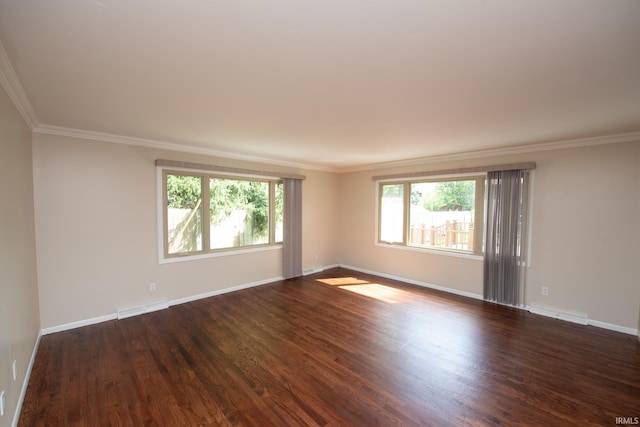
302 169 340 271
27 129 640 334
32 133 340 330
337 141 640 332
526 142 640 330
0 85 40 427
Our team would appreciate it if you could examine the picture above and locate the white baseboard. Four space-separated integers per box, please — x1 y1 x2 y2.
21 276 284 423
528 304 638 335
588 319 638 336
339 264 638 336
528 305 588 325
41 313 117 335
12 331 42 427
303 264 339 276
38 266 640 339
41 276 283 334
117 300 169 320
169 276 282 307
338 264 484 301
303 267 324 275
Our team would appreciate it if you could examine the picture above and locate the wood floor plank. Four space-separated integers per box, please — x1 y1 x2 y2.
19 268 640 426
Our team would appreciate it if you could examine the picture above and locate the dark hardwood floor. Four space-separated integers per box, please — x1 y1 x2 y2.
19 268 640 426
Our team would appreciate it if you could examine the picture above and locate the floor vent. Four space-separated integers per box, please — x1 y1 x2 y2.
117 300 169 320
303 267 324 276
529 305 588 325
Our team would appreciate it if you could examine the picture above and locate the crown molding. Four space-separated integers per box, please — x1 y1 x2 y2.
339 131 640 173
33 124 338 173
34 124 640 175
2 35 638 174
0 39 38 129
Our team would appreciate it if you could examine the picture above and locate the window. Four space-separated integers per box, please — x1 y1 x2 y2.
163 170 283 258
378 176 485 255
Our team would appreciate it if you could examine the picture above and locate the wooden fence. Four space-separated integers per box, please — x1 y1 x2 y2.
410 220 474 251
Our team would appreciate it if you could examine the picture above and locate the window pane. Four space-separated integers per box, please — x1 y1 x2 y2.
210 179 270 249
166 174 203 254
409 180 475 251
380 184 404 243
275 182 283 243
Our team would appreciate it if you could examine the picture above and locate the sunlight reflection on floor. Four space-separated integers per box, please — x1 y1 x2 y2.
316 277 370 286
339 284 415 303
315 274 484 403
316 277 413 303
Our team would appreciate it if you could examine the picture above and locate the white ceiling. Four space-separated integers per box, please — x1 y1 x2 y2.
0 0 639 170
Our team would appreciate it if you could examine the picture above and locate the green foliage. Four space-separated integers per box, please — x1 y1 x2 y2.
167 175 202 209
422 181 475 211
210 179 269 236
274 182 283 228
167 174 280 243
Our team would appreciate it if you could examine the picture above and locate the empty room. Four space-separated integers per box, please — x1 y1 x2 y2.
1 1 639 426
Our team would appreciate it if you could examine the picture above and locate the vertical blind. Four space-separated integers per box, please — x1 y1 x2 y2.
282 178 303 279
483 169 531 306
371 160 535 306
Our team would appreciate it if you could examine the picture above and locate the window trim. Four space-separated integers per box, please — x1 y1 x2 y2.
157 166 283 264
377 181 407 246
377 174 486 257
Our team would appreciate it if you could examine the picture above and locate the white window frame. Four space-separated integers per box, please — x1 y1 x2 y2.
376 173 486 260
157 166 283 264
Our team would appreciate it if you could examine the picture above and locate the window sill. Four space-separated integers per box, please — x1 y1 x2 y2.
159 244 282 265
375 242 483 261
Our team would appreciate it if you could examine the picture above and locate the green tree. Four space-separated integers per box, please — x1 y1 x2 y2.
167 175 272 250
167 175 277 244
167 175 202 209
423 181 475 211
210 179 269 237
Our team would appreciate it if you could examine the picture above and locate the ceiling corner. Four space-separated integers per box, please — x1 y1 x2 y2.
0 38 38 129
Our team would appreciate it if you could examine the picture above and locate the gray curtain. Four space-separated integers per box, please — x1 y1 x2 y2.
483 170 530 306
282 178 303 279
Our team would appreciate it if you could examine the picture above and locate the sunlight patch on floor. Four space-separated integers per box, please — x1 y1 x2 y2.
316 277 370 286
339 284 414 303
316 277 413 303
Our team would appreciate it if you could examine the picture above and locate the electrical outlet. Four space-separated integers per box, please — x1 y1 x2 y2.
149 282 157 292
0 390 5 416
12 360 17 381
542 287 549 296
